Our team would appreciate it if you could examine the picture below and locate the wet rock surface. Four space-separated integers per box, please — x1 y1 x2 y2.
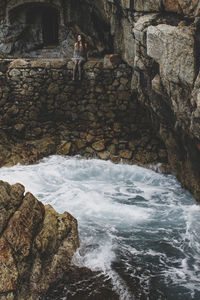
0 180 79 300
45 266 119 300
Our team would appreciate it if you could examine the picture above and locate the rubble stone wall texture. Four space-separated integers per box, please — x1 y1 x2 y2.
0 58 167 167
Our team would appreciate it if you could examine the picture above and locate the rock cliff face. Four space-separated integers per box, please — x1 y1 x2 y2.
0 0 199 200
0 180 79 300
101 0 200 200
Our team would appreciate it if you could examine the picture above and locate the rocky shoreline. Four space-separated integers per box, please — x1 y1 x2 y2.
0 179 121 300
0 180 79 299
0 0 200 298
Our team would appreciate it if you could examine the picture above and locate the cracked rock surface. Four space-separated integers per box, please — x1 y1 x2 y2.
0 180 79 300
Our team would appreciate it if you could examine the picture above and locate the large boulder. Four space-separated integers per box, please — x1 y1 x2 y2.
0 180 79 300
147 24 196 86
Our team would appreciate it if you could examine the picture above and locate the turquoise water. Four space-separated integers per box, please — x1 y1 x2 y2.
0 155 200 300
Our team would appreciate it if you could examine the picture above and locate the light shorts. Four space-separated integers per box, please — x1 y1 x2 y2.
72 56 86 62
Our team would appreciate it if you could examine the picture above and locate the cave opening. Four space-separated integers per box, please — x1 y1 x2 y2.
42 8 59 46
6 1 112 58
8 3 60 53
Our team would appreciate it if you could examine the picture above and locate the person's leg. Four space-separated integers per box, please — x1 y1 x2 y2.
73 60 78 80
78 60 83 80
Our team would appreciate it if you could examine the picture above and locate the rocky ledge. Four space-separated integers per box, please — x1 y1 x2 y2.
0 180 79 300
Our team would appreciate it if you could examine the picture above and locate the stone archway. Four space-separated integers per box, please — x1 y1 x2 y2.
1 0 112 58
6 1 61 55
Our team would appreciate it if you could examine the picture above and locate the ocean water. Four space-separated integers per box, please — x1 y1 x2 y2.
0 155 200 300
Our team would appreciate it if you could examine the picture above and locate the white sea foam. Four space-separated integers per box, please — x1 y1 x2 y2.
0 155 200 299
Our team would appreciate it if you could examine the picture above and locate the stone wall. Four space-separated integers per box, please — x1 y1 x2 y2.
0 57 167 167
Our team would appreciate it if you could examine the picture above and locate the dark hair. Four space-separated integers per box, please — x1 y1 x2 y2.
77 34 86 49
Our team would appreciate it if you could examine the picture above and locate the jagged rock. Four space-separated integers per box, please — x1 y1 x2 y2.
110 155 121 164
92 140 105 151
119 149 133 159
0 180 79 300
103 54 122 68
147 24 196 86
46 266 119 300
103 1 200 200
191 72 200 140
57 141 72 155
97 151 110 160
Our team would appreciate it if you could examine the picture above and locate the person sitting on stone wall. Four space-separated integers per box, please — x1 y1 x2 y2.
72 34 87 81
